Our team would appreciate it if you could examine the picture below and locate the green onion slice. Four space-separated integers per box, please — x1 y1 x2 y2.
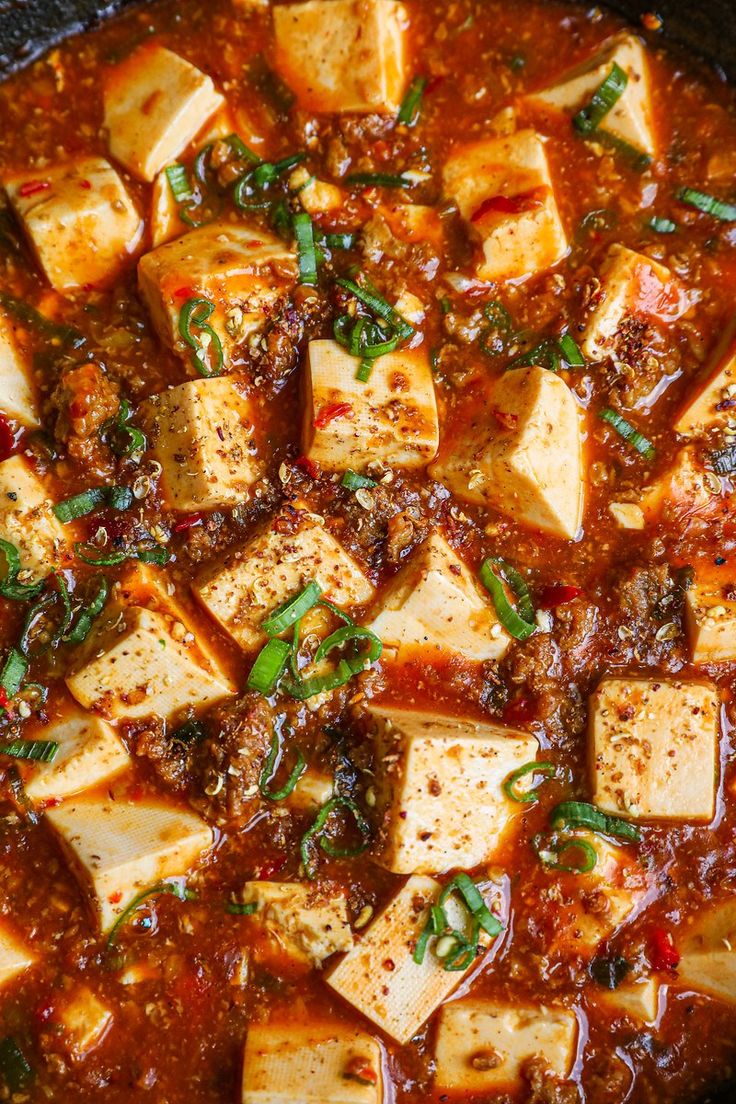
336 277 414 343
534 833 599 873
397 75 428 125
346 172 411 189
19 573 72 658
341 470 377 490
559 333 585 367
102 399 147 458
599 407 655 460
300 796 371 878
0 1036 33 1092
259 728 306 800
550 800 641 842
165 163 193 203
677 187 736 222
0 540 44 602
479 557 535 641
503 761 555 803
247 638 291 695
293 211 318 286
227 901 258 916
53 485 132 523
0 648 27 698
323 231 355 250
262 581 323 637
225 133 260 164
594 129 653 172
65 575 109 646
649 215 677 234
573 63 629 134
0 740 58 762
106 881 191 950
0 292 84 349
178 297 224 377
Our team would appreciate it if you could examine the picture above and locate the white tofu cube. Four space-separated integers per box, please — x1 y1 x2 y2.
368 704 538 874
376 202 443 250
103 44 224 182
596 976 659 1023
579 244 691 362
194 501 375 651
0 455 69 579
23 704 129 805
0 310 38 426
46 793 213 931
273 0 407 114
442 130 568 283
367 531 511 661
434 999 577 1093
327 874 502 1044
240 881 353 967
640 446 718 525
675 317 736 436
590 676 719 822
0 922 34 987
678 899 736 1004
685 576 736 663
138 221 297 371
529 34 656 156
609 501 645 530
429 365 584 540
4 158 142 293
140 377 262 511
56 987 112 1059
243 1022 383 1104
302 341 439 472
290 166 346 217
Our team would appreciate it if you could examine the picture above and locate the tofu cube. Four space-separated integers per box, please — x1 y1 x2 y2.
273 0 407 114
0 455 69 579
327 874 502 1044
579 244 691 362
103 44 224 182
287 769 334 813
442 130 568 283
23 704 129 805
529 34 656 156
0 310 38 426
609 501 645 530
685 576 736 663
194 501 374 651
378 202 443 250
590 676 719 821
596 976 659 1023
434 999 577 1093
243 1022 383 1104
429 365 584 540
290 166 346 217
368 704 538 874
367 531 511 660
0 922 34 987
678 899 736 1004
46 793 213 931
138 221 297 371
675 316 736 436
56 987 112 1059
4 158 142 293
240 881 353 967
140 377 262 511
640 446 719 525
302 340 439 472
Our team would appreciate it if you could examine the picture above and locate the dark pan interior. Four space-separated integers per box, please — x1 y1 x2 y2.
0 0 735 1102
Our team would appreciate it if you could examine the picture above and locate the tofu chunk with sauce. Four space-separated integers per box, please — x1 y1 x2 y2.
368 705 539 874
367 531 511 660
138 222 297 371
0 310 38 426
273 0 407 114
240 882 353 967
140 377 261 511
103 44 224 181
640 446 720 525
0 455 68 579
242 1022 383 1104
590 676 719 822
678 899 736 1004
434 999 577 1094
46 793 213 931
4 158 142 292
685 575 736 663
0 922 34 988
302 341 439 472
23 705 129 805
675 317 736 436
596 975 660 1024
429 366 584 540
55 987 113 1059
442 130 568 283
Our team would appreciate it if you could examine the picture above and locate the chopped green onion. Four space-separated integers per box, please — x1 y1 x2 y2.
534 833 599 873
0 292 84 349
259 728 306 800
594 129 653 172
73 542 168 568
550 800 641 843
559 333 585 367
293 211 318 286
247 638 291 695
170 719 207 745
0 740 58 762
178 297 224 377
0 648 27 698
676 187 736 222
313 624 382 670
262 581 323 637
227 901 258 916
508 337 562 372
503 761 555 803
106 881 191 950
337 277 414 343
484 299 513 335
397 75 428 126
599 407 655 460
65 575 109 645
323 232 355 250
19 573 72 658
224 133 260 164
413 875 502 970
341 470 377 490
649 215 677 234
283 659 355 700
53 485 131 523
479 558 535 641
573 63 629 135
165 163 193 203
0 540 44 602
0 1036 33 1092
136 544 171 565
103 399 147 458
346 172 411 189
300 796 371 878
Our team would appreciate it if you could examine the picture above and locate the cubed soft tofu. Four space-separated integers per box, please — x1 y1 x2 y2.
367 531 511 661
590 676 719 822
678 899 736 1004
0 921 34 987
103 44 224 181
273 0 407 114
243 1022 383 1104
56 987 112 1059
290 166 346 216
302 340 439 472
240 882 353 967
685 576 736 663
433 999 577 1093
529 34 656 156
140 377 261 511
596 976 660 1023
327 874 501 1044
368 704 538 874
0 455 68 579
442 130 568 283
378 202 443 249
287 769 334 812
640 446 719 525
23 705 129 805
194 501 374 651
0 310 38 426
138 221 297 371
676 317 736 436
362 204 443 271
579 244 691 362
609 501 645 530
4 158 142 292
46 793 213 931
429 366 584 540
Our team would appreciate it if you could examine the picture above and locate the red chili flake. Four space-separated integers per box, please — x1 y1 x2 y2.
294 455 321 480
18 179 50 197
314 402 353 429
79 179 92 190
174 512 204 533
471 187 546 223
0 688 11 714
108 891 123 904
538 584 584 610
0 414 16 461
492 409 518 432
502 697 535 726
343 1057 378 1086
246 240 264 249
41 797 61 809
649 927 680 971
174 286 198 300
255 856 286 880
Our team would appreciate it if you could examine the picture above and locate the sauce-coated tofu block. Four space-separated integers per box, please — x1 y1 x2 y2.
685 576 736 663
302 341 439 472
140 377 261 511
368 704 538 874
590 676 719 822
103 43 224 181
47 794 213 931
23 705 129 805
529 34 656 156
138 222 297 371
194 502 374 651
429 366 584 540
0 310 38 426
0 455 68 579
243 1022 383 1104
442 130 567 283
273 0 407 114
0 922 34 988
55 988 113 1059
240 882 353 967
640 446 718 525
678 899 736 1004
434 999 577 1093
4 158 142 292
596 975 659 1023
676 317 736 436
367 531 511 660
579 244 691 362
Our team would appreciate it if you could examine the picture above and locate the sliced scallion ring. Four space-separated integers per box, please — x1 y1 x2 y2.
479 558 535 641
534 833 599 874
178 297 224 377
0 740 58 763
397 75 428 126
165 163 193 203
106 881 192 950
0 648 27 698
550 800 641 843
262 581 323 637
648 215 677 234
300 795 371 878
345 172 411 189
227 901 258 916
573 62 629 134
503 761 555 803
676 187 736 222
65 575 109 645
0 540 44 602
259 729 306 801
558 333 585 367
293 211 318 286
599 407 655 460
336 277 415 343
246 638 291 695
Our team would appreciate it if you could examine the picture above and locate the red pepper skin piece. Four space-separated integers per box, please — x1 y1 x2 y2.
294 455 321 480
649 927 680 971
314 401 353 429
18 179 50 197
174 512 204 533
538 584 584 610
0 415 16 461
471 187 546 222
0 688 11 715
